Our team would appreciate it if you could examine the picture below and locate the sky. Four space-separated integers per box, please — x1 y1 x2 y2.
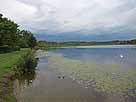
0 0 136 41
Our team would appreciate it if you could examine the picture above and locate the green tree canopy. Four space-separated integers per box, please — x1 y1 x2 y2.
0 13 37 52
0 14 19 46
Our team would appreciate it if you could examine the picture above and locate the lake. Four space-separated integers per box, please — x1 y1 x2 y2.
13 45 136 102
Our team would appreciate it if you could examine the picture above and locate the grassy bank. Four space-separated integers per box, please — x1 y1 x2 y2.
0 48 32 102
0 48 30 80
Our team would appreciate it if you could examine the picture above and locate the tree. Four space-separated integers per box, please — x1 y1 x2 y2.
0 14 19 47
0 14 37 53
19 30 37 48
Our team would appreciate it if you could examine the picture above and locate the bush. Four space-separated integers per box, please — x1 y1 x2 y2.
12 46 20 51
15 50 38 73
0 45 20 53
0 45 12 53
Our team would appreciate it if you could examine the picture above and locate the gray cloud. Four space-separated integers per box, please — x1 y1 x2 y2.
0 0 136 37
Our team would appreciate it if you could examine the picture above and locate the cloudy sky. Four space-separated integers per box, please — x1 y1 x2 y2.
0 0 136 41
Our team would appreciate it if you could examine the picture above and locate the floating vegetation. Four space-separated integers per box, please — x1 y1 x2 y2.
46 52 136 97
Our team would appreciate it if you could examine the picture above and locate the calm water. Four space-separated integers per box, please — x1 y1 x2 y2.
50 45 136 68
13 45 136 102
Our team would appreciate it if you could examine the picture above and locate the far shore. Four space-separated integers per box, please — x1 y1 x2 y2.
50 45 136 49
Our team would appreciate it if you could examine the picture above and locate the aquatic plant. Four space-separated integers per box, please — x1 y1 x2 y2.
47 52 136 97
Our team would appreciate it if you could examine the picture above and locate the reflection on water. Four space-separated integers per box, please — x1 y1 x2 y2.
13 46 136 102
50 47 136 69
13 70 36 101
13 55 38 102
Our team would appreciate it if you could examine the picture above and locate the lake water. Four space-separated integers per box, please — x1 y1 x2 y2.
13 45 136 102
50 45 136 68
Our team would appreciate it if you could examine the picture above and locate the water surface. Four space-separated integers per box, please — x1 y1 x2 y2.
50 45 136 67
13 45 136 102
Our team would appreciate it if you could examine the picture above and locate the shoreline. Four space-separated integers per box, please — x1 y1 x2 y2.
0 49 36 102
49 45 136 49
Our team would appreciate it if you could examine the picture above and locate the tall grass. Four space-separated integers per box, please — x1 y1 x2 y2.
0 48 30 79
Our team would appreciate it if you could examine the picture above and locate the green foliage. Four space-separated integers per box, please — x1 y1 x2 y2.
0 45 12 53
19 30 37 48
0 48 29 79
0 14 19 46
3 95 16 102
0 48 37 102
15 50 37 72
0 45 20 53
130 39 136 44
38 40 136 49
0 14 37 53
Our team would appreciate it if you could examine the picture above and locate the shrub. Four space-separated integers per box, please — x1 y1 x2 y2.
0 45 12 53
0 45 20 53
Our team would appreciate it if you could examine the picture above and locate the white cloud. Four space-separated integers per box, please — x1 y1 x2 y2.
0 0 136 35
0 0 37 23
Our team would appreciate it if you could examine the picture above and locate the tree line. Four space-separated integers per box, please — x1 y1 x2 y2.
38 39 136 49
0 14 37 53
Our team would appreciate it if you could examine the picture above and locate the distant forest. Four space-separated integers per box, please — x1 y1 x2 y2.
0 14 37 53
38 39 136 49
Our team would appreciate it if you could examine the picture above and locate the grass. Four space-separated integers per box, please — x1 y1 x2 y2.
0 48 30 79
0 48 30 102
